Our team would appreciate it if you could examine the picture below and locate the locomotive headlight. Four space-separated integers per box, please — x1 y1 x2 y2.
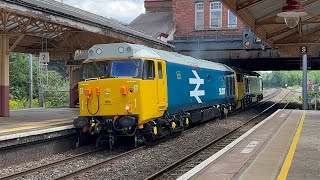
118 47 124 53
96 48 102 55
89 49 94 55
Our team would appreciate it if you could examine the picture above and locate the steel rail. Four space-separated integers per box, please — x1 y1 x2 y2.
144 90 291 180
282 90 295 109
55 146 145 180
0 148 104 180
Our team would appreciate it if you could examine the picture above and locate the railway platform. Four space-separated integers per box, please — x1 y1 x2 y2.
178 109 320 180
0 107 77 139
0 108 78 167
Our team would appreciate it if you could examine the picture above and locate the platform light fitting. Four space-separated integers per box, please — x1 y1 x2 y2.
277 0 307 28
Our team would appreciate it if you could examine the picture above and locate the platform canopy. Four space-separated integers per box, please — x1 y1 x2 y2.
0 0 174 117
0 0 173 58
222 0 320 57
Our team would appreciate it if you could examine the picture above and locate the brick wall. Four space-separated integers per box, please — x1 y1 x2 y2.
173 0 244 37
145 0 173 12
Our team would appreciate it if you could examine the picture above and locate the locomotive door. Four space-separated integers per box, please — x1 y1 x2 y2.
156 60 167 111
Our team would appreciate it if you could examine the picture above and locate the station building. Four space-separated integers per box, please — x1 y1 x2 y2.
130 0 266 62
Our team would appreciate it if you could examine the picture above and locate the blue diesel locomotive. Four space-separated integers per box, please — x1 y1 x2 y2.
73 43 262 148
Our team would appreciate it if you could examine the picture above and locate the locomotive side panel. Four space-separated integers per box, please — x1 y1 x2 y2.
165 61 235 115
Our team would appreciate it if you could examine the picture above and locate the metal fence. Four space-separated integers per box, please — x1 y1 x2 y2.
173 24 247 42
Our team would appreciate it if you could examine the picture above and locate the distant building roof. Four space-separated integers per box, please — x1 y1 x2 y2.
130 12 175 39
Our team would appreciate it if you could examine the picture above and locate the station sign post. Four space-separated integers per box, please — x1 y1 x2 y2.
301 48 308 110
314 85 319 110
38 52 49 108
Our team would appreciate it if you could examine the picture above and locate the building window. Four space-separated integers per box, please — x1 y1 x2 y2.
228 10 237 28
195 3 204 30
210 2 222 28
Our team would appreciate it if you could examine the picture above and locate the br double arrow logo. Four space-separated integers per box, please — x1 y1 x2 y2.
189 70 205 103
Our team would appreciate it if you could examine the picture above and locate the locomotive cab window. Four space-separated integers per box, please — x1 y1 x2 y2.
82 60 142 80
207 74 211 81
143 60 155 80
111 60 141 78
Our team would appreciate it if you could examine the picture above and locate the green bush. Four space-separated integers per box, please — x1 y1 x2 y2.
9 53 70 109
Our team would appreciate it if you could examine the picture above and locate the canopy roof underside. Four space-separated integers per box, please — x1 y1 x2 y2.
222 0 320 57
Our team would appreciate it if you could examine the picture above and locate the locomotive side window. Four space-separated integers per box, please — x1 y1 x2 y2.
231 77 233 95
233 77 236 95
237 74 243 82
176 71 181 79
143 60 155 80
158 62 163 79
229 77 232 96
226 76 231 97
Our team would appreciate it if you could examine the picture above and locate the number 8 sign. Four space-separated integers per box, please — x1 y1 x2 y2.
39 52 50 63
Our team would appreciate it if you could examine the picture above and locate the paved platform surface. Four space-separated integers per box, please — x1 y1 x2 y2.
178 109 320 180
0 108 78 139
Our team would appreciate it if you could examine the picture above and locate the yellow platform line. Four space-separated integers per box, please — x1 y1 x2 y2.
277 111 306 180
0 118 74 134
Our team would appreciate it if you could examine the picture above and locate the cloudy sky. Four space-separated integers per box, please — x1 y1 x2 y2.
56 0 145 23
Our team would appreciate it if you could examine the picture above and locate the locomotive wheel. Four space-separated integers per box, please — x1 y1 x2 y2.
134 135 138 148
76 131 86 148
134 135 144 148
109 136 115 149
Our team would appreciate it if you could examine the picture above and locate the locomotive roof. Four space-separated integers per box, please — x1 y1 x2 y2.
87 43 234 72
231 67 261 77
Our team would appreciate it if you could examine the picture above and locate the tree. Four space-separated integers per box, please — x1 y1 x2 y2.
9 53 37 99
9 53 69 108
260 71 320 88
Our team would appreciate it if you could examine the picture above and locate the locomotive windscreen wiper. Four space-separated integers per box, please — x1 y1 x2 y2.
92 61 104 78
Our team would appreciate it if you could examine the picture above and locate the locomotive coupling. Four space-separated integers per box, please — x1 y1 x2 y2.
117 116 136 128
73 116 89 128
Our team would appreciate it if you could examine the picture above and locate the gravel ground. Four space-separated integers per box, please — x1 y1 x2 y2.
0 147 132 180
0 88 286 180
0 146 95 177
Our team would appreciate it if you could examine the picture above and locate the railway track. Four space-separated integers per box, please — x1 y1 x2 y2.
56 89 286 180
0 148 106 180
144 90 293 180
0 89 284 180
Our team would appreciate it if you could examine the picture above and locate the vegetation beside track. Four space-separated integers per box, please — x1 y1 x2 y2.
9 53 69 109
261 71 320 88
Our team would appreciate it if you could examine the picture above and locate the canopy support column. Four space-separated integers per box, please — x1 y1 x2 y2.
0 35 10 117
